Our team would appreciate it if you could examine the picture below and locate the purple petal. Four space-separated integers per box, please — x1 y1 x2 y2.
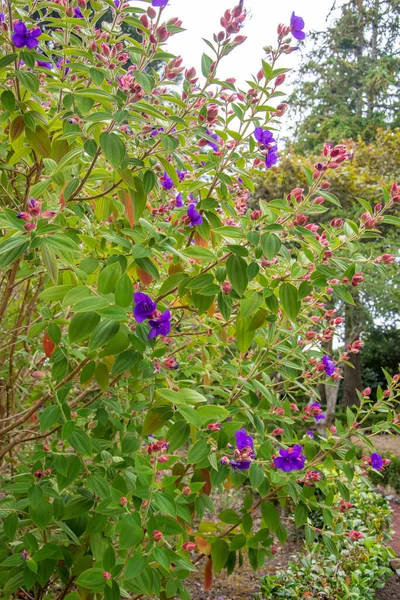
13 22 27 35
11 34 26 48
292 30 306 40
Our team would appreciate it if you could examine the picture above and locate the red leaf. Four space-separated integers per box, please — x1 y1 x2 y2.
201 468 212 496
42 332 56 358
204 558 213 590
122 190 134 227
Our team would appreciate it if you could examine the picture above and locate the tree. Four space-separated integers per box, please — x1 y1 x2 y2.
290 0 400 154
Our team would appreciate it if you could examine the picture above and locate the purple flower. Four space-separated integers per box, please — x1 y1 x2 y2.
133 292 156 323
175 193 184 207
187 204 202 227
148 310 171 339
150 127 164 137
188 193 198 204
57 58 70 74
290 12 305 40
0 13 4 23
254 128 275 146
37 60 52 69
322 355 335 376
236 429 254 450
160 171 174 190
205 129 219 152
12 22 41 49
274 444 306 472
152 0 169 6
265 145 278 168
306 430 314 439
114 0 120 7
229 429 256 470
370 452 383 470
230 460 251 470
177 169 186 181
74 7 83 18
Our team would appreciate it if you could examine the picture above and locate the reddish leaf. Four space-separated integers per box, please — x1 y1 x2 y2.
201 469 212 496
137 267 153 286
122 190 134 227
42 332 56 358
195 535 212 556
204 558 213 590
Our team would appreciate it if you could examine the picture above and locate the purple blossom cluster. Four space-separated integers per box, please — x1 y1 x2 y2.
273 445 306 472
133 293 171 339
254 128 278 169
12 22 41 49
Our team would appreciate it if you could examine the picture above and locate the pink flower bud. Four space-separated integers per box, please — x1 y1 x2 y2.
275 73 286 86
24 222 36 232
31 370 45 378
120 497 128 506
103 571 112 580
182 541 196 551
152 530 163 542
182 486 191 496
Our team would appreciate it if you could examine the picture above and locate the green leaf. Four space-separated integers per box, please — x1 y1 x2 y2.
69 428 92 456
279 283 300 321
63 497 94 521
211 539 229 573
261 233 281 259
187 439 209 464
16 70 39 93
236 316 255 353
89 320 119 351
240 292 263 319
261 502 280 532
98 262 121 294
41 243 58 285
95 362 109 391
111 350 138 374
75 568 106 591
2 89 16 112
197 405 229 424
100 132 126 168
117 515 143 549
165 421 190 452
115 273 132 307
0 53 17 70
0 237 29 268
3 512 18 541
39 405 61 432
25 126 51 157
69 312 100 343
226 255 248 296
219 509 241 524
201 53 213 77
153 492 176 517
294 503 308 527
30 501 52 530
249 464 265 489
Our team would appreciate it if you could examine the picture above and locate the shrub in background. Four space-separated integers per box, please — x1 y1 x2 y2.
258 471 394 599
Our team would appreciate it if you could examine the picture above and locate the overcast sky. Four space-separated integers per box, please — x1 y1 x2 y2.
166 0 340 87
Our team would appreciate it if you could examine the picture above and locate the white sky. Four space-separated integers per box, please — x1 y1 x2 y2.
166 0 340 87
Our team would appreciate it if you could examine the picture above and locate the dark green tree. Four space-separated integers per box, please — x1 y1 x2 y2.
290 0 400 153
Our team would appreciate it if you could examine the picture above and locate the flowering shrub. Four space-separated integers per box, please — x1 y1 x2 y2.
0 1 399 599
258 471 394 599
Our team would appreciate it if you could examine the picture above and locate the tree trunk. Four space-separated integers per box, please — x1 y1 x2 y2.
342 292 363 407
